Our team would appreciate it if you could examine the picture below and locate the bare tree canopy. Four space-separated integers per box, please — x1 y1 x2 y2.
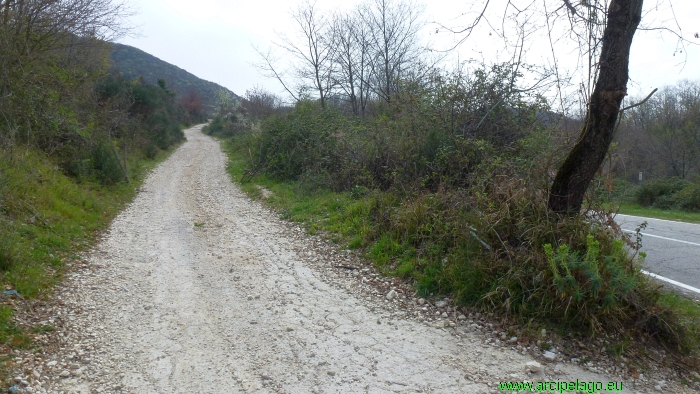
0 0 132 52
331 10 372 116
277 0 335 108
616 80 700 180
359 0 425 102
254 0 427 109
1 0 133 102
439 0 696 215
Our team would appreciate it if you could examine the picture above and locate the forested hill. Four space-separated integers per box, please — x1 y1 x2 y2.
110 43 238 112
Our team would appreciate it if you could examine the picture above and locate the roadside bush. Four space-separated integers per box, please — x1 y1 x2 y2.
204 114 246 138
635 178 700 211
0 228 16 272
676 183 700 211
143 143 159 160
257 102 344 182
240 64 550 193
545 236 638 319
635 178 689 207
0 169 7 209
228 65 692 351
367 167 661 337
204 115 225 135
152 117 184 150
92 142 124 184
60 148 93 179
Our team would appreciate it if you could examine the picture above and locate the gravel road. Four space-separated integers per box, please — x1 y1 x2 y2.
18 126 691 393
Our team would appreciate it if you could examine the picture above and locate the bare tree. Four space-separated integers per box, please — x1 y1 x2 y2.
251 47 301 104
255 0 430 110
330 9 376 116
276 0 336 109
352 9 377 116
331 12 360 114
1 0 131 74
617 80 700 180
359 0 424 102
444 0 698 215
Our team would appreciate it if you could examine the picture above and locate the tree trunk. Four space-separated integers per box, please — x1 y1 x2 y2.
548 0 644 215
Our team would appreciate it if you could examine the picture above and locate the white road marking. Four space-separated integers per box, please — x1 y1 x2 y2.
615 213 700 227
621 229 700 247
641 270 700 295
619 227 700 294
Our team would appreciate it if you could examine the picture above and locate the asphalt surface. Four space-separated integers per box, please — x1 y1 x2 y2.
614 214 700 296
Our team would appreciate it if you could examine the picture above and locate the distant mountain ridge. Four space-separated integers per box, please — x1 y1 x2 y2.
109 43 238 113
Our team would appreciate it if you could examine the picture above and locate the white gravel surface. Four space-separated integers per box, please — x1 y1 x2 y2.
16 125 693 393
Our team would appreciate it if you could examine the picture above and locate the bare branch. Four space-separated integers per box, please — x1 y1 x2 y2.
620 88 658 112
251 46 300 103
562 0 579 17
430 0 492 52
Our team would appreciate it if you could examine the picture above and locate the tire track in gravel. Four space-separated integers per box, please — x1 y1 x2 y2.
36 125 662 393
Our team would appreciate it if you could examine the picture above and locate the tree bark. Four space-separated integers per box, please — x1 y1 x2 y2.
548 0 644 215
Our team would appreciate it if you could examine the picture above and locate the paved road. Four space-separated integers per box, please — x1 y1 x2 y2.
615 214 700 296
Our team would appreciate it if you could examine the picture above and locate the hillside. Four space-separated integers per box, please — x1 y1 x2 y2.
109 43 238 113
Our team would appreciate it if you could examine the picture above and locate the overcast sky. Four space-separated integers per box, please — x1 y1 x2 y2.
117 0 699 101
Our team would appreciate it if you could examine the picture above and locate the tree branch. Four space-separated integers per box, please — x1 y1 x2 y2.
620 88 658 113
562 0 579 17
251 46 300 103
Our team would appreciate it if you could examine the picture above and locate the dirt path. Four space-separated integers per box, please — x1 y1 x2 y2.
19 126 687 393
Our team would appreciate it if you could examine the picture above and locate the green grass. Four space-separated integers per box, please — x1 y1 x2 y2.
658 292 700 356
224 141 376 248
222 138 700 366
613 202 700 224
0 140 180 366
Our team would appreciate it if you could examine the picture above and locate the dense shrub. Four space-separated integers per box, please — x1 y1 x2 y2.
635 178 688 206
258 103 345 182
143 143 159 160
635 178 700 211
90 75 186 180
204 114 246 138
225 65 692 349
0 227 15 272
676 183 700 211
92 142 125 184
362 167 665 337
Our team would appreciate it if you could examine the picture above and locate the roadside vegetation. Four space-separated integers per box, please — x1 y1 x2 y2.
209 85 700 371
597 80 700 223
604 176 700 224
0 0 207 372
614 203 700 224
207 0 700 373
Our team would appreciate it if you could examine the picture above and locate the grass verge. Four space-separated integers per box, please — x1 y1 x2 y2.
224 143 375 248
222 137 700 369
0 138 182 372
612 202 700 224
